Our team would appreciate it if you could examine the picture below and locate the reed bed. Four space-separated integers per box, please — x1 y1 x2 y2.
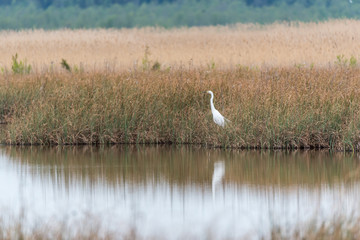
0 65 360 149
2 20 360 148
1 19 360 70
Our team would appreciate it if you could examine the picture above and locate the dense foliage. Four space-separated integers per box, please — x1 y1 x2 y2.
0 0 358 29
0 0 348 8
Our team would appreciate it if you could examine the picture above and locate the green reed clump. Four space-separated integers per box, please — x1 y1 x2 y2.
61 59 72 72
1 66 360 149
11 53 32 74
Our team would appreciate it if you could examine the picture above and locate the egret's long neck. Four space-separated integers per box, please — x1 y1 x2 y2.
210 93 215 111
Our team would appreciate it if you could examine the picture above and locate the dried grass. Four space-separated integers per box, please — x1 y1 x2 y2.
0 20 360 148
0 20 360 70
0 66 359 149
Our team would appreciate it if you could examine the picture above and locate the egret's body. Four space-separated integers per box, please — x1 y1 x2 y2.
206 90 230 128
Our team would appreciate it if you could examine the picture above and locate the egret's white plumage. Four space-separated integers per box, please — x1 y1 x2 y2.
206 90 230 128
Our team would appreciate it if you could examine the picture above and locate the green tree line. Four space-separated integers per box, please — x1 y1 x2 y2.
0 0 358 29
0 0 344 8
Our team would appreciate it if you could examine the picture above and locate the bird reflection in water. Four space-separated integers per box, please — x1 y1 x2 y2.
212 161 225 204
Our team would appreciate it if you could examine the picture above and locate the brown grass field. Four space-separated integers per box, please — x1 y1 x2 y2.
0 19 360 70
0 20 360 149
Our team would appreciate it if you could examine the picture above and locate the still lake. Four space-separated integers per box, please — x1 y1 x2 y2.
0 145 360 239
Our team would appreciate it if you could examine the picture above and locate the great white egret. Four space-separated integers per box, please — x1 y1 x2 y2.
205 90 230 128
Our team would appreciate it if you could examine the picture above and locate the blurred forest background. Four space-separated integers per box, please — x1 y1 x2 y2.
0 0 358 29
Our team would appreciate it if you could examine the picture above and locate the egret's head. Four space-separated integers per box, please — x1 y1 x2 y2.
206 90 213 95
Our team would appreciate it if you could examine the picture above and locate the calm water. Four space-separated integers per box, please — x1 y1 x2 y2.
1 146 360 238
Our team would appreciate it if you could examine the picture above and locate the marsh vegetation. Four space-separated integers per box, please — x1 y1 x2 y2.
0 20 360 70
1 66 360 149
0 20 360 149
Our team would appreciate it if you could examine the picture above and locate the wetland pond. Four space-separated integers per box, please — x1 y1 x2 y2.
0 145 360 239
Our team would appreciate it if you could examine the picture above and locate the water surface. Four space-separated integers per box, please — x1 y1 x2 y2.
0 146 360 238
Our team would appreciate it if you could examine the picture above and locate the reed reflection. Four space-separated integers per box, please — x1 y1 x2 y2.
2 146 360 238
3 146 360 190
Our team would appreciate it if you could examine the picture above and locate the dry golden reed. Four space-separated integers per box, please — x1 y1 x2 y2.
1 20 360 148
0 19 360 70
1 65 360 150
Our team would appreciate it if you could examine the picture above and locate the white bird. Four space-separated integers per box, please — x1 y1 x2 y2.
205 90 230 128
